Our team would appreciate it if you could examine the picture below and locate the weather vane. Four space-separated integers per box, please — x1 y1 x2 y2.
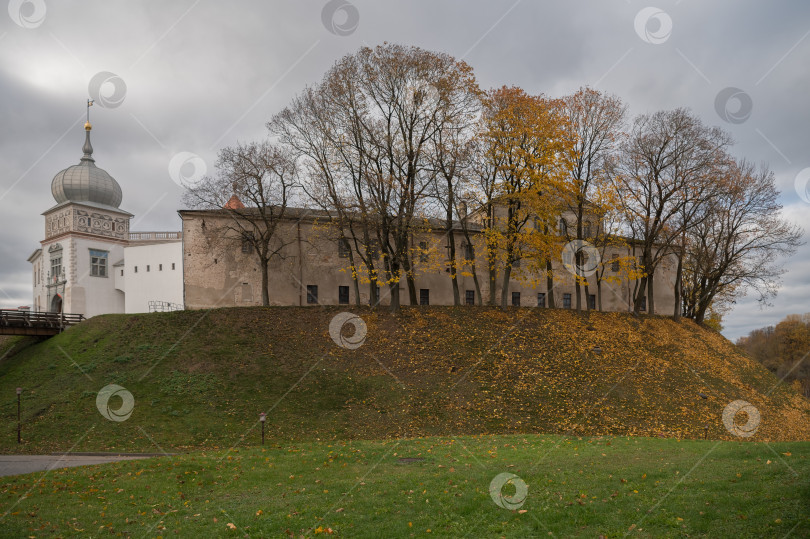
86 99 94 124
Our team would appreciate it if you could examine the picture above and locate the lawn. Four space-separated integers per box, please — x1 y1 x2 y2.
1 434 807 538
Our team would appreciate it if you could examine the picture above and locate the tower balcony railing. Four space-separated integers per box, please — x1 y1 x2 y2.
128 231 183 241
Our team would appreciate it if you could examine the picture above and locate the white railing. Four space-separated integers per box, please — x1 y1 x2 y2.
129 231 183 241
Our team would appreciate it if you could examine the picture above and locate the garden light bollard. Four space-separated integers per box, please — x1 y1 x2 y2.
260 412 266 446
16 387 22 444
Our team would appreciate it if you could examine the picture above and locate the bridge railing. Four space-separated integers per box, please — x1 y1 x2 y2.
0 309 85 329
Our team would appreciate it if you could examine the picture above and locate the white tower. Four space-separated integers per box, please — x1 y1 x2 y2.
29 120 132 316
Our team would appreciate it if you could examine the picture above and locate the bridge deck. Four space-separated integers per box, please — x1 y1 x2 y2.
0 310 85 337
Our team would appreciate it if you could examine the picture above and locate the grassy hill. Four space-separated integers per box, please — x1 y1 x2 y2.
1 306 809 453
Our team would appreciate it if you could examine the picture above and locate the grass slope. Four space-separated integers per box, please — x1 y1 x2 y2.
1 306 809 454
0 435 808 537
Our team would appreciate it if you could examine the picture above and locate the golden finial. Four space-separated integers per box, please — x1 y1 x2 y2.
85 99 94 130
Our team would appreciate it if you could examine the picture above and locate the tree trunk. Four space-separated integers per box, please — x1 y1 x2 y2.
596 279 603 311
546 259 556 308
402 253 418 305
500 264 512 308
575 251 582 312
647 270 655 315
673 254 683 321
448 229 460 305
389 280 400 312
472 267 483 306
261 258 270 306
369 280 379 307
488 259 497 306
633 275 647 314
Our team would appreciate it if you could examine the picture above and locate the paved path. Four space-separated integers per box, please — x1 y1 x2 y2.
0 455 153 477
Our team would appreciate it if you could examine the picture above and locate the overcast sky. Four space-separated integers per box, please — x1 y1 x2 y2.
1 0 808 341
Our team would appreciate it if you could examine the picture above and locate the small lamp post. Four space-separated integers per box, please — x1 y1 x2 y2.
16 387 22 444
259 412 266 446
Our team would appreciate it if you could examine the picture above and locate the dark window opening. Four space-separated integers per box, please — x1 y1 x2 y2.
463 242 474 260
465 290 475 305
588 294 596 310
537 292 546 307
563 293 572 309
640 296 647 311
338 285 350 305
159 264 163 271
419 288 430 306
172 263 176 270
511 291 521 306
306 285 318 304
418 241 428 262
146 265 150 272
338 238 351 258
611 256 620 272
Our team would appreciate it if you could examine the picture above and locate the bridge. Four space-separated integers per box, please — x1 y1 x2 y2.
0 309 85 337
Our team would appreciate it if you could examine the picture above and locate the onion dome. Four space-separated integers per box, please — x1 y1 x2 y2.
50 122 123 209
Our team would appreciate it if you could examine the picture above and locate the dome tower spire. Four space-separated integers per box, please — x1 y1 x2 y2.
82 99 94 163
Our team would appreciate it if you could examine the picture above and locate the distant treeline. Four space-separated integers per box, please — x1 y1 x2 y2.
737 313 810 397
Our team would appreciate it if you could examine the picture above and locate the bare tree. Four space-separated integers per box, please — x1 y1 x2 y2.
681 159 804 323
183 141 298 306
560 87 626 311
615 108 731 314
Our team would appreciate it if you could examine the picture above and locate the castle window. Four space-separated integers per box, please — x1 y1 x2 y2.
611 256 620 272
563 293 572 309
146 265 150 272
559 218 568 235
418 241 428 262
588 294 596 310
338 285 350 305
537 292 546 307
465 290 475 305
50 256 62 281
241 235 254 254
134 266 138 273
511 292 521 306
306 285 318 304
172 263 176 270
90 249 108 277
463 242 474 260
159 264 163 271
419 288 430 306
338 238 351 258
